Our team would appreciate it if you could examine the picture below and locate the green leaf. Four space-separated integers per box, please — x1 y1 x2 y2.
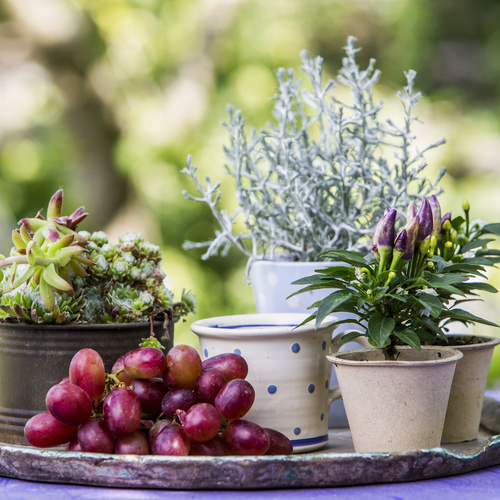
414 316 447 341
287 279 347 299
427 275 466 296
139 336 165 350
367 312 395 348
415 294 442 318
451 216 465 230
440 308 499 328
315 290 353 327
460 282 498 294
482 223 500 236
461 238 494 253
385 293 408 303
394 328 421 350
314 266 355 280
372 286 389 301
338 331 366 344
477 248 500 256
414 329 439 343
318 250 370 268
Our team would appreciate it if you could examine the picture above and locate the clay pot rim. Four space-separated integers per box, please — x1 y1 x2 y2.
327 346 463 367
0 320 167 331
191 313 337 338
251 260 330 268
437 334 500 351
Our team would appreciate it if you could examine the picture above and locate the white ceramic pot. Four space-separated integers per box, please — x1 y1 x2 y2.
250 260 364 428
250 260 331 314
327 346 463 453
441 335 500 443
190 313 341 453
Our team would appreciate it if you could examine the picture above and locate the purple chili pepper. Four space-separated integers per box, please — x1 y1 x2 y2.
377 209 397 254
416 198 433 244
403 216 420 261
407 201 417 221
394 228 407 254
429 195 442 237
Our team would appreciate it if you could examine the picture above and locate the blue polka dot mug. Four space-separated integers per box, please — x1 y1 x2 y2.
190 313 347 452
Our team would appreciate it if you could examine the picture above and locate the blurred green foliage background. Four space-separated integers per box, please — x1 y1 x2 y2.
1 0 500 383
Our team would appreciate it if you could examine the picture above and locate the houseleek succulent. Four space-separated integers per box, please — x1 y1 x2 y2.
0 190 196 326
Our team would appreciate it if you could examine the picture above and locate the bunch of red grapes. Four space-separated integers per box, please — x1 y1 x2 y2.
24 343 293 456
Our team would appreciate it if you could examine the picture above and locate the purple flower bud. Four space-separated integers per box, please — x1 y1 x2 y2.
429 195 442 237
407 201 417 221
416 198 433 244
394 228 407 254
371 209 388 258
403 216 419 261
376 209 397 253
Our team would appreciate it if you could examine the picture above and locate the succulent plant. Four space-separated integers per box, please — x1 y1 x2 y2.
0 190 196 327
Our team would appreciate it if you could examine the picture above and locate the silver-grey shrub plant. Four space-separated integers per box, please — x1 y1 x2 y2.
182 36 445 281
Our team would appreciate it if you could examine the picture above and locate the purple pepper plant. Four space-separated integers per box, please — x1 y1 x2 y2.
0 190 195 329
292 196 500 360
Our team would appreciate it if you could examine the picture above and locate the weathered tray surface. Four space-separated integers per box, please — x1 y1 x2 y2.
1 398 500 490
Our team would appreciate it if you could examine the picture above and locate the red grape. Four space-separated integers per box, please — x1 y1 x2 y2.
78 418 115 453
195 368 226 404
45 383 92 426
222 419 270 456
264 428 293 455
111 351 135 385
124 347 166 379
161 388 197 419
114 429 150 455
180 403 221 442
163 345 202 390
131 378 168 417
152 422 190 456
202 353 248 381
65 437 83 452
69 348 106 402
24 411 77 448
148 419 172 448
214 379 255 421
189 434 233 456
103 387 142 438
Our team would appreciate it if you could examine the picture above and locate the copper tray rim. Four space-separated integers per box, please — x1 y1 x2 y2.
1 398 500 490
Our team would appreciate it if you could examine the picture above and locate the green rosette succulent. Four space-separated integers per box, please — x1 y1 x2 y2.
0 190 196 327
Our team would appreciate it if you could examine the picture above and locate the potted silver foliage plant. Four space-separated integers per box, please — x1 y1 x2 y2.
0 189 196 444
182 36 445 315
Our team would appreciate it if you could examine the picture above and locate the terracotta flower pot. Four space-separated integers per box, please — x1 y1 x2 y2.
441 334 500 444
327 346 463 453
0 321 172 445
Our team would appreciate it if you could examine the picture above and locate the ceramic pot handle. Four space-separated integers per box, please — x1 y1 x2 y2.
328 330 370 404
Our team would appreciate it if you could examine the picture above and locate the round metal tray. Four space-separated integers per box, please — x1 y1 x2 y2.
1 398 500 490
